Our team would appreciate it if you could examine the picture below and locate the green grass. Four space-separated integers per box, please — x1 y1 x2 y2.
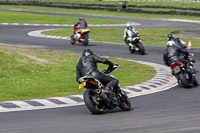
0 0 199 9
0 10 124 24
0 5 200 21
0 44 156 101
43 28 200 47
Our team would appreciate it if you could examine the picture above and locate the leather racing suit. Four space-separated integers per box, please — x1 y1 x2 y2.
76 50 121 94
163 45 189 67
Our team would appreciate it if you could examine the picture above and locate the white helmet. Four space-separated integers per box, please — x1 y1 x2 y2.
126 23 132 28
167 41 175 47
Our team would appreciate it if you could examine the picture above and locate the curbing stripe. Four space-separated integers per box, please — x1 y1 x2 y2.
25 101 45 106
48 99 67 105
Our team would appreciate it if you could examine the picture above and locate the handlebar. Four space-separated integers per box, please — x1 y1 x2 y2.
102 64 118 74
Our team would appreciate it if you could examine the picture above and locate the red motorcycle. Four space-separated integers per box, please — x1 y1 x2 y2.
170 57 198 88
71 25 90 46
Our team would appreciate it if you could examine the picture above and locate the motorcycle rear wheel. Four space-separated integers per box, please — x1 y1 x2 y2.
119 90 131 111
83 89 104 114
178 72 192 88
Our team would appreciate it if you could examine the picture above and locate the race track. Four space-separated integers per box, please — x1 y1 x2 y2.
0 12 200 133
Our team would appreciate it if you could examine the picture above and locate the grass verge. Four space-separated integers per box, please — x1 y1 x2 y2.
0 44 156 101
0 5 200 21
0 0 199 9
0 10 124 24
43 28 200 47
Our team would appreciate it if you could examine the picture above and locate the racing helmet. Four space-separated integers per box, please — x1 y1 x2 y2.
167 34 174 41
167 41 176 47
126 23 133 29
79 17 84 20
82 49 94 56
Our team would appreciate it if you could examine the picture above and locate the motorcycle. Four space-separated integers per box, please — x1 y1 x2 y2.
78 64 131 114
125 34 145 55
170 53 198 88
71 25 90 46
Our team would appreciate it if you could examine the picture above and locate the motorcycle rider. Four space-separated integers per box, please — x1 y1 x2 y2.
167 33 187 49
123 22 138 49
76 49 120 105
163 34 196 75
73 17 88 40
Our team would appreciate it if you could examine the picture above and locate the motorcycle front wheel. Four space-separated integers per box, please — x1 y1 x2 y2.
193 77 199 86
70 35 75 45
118 90 131 111
83 89 105 114
128 46 135 54
137 42 145 55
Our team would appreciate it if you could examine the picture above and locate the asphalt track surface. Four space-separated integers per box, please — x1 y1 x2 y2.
0 11 200 133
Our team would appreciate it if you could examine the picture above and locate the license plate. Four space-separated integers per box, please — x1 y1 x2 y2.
173 66 181 74
79 82 86 89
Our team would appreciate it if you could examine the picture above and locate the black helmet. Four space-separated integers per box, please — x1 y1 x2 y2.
82 49 93 56
79 17 84 20
167 34 174 41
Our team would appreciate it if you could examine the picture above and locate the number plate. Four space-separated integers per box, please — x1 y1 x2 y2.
173 66 181 74
79 82 86 89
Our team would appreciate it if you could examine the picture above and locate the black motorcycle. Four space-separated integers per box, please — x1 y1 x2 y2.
125 34 145 55
78 64 131 114
170 53 198 88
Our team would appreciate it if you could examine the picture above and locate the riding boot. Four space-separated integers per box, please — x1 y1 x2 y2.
104 87 118 106
110 92 118 106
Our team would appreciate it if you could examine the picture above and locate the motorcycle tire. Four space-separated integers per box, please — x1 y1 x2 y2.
70 35 75 45
83 35 89 46
83 89 104 114
128 46 135 54
119 90 131 111
193 77 199 86
178 72 192 88
137 42 145 55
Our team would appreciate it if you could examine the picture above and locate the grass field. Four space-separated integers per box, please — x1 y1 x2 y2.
0 5 200 21
0 10 124 24
0 44 156 101
0 0 199 9
43 28 200 47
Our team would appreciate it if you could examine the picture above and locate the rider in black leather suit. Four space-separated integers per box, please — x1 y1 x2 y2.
74 17 88 29
163 34 196 74
163 43 189 66
76 49 120 105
